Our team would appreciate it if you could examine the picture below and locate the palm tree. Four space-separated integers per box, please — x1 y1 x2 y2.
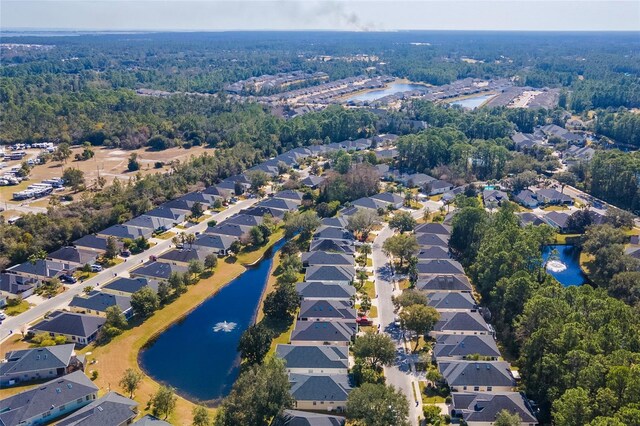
355 269 368 291
185 233 196 249
359 243 372 264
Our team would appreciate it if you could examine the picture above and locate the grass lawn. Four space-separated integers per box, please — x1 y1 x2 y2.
366 305 378 318
5 300 31 316
580 252 593 275
363 280 376 299
419 382 447 403
266 318 295 357
155 231 176 240
429 194 443 201
554 233 581 244
543 205 569 211
398 278 411 290
236 229 285 266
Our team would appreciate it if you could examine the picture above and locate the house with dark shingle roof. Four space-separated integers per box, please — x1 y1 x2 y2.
289 374 352 412
351 197 388 211
426 180 453 195
157 248 208 267
144 206 188 223
451 392 538 426
102 277 158 297
543 211 571 232
97 224 153 241
46 247 98 271
427 291 477 312
417 246 450 260
301 252 354 267
29 311 106 346
206 223 250 239
72 234 114 254
241 206 287 219
273 190 304 203
132 415 172 426
313 226 354 242
299 300 356 322
124 215 175 232
69 291 133 319
272 410 345 426
309 239 355 254
320 217 349 229
416 233 449 248
276 345 349 375
431 311 493 337
517 212 545 227
370 192 404 209
417 259 465 275
305 265 355 284
225 214 263 228
257 197 300 211
290 321 356 346
0 344 82 387
416 275 473 293
439 361 516 392
192 234 236 256
56 391 137 426
300 175 326 189
482 190 509 209
130 261 188 282
414 222 452 236
296 282 356 301
433 334 501 361
513 189 539 209
0 371 98 426
535 188 573 205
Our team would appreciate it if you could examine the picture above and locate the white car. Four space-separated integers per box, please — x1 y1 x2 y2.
90 264 103 272
0 312 6 320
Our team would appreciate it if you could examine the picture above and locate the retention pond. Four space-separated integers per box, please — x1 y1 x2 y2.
139 239 285 404
542 244 586 287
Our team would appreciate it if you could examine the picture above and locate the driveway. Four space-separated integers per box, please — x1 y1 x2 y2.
0 197 259 342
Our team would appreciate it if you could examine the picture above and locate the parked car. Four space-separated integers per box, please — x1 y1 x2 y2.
90 264 103 272
60 274 77 284
121 250 131 258
0 312 6 320
394 316 401 327
356 316 373 326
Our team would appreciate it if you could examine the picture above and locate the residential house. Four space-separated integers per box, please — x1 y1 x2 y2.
309 239 355 254
46 247 98 272
414 223 451 236
157 248 208 267
290 321 356 346
225 214 263 228
68 291 133 319
298 300 356 322
304 265 355 284
4 259 65 294
313 227 354 243
482 189 509 209
29 311 105 346
416 259 465 275
97 224 153 241
144 206 188 224
273 410 345 426
242 206 287 219
374 148 398 161
426 180 453 195
72 235 114 255
0 371 98 426
320 217 349 229
300 175 326 189
540 124 582 143
441 186 467 203
513 190 539 209
438 361 516 392
535 188 573 205
276 345 349 375
301 252 354 267
416 233 449 248
256 198 299 211
397 173 435 188
289 374 352 412
564 145 595 165
543 211 571 232
512 132 545 151
517 212 545 227
123 215 175 233
431 311 493 336
433 334 501 361
417 246 450 260
0 344 82 387
416 275 473 293
625 246 640 261
273 190 304 203
132 415 172 426
369 192 404 209
427 291 477 312
202 185 233 202
451 392 538 426
102 277 159 297
130 262 188 282
206 223 250 239
351 197 388 211
192 234 236 256
56 392 137 426
296 282 356 301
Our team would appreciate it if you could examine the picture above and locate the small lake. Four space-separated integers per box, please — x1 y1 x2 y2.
449 93 495 109
542 244 586 287
139 239 285 404
346 82 428 102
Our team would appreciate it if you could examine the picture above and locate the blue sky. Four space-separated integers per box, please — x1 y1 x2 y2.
2 0 639 31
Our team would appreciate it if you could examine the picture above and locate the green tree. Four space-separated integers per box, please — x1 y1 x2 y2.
346 383 410 426
62 168 85 192
192 405 212 426
105 236 120 260
392 289 428 310
494 410 523 426
119 368 143 398
53 143 72 163
191 202 205 218
249 226 265 246
359 243 372 263
157 281 171 304
238 323 273 365
248 170 269 192
352 332 396 370
130 287 159 318
127 153 140 172
151 385 177 420
188 259 205 280
347 209 381 241
263 283 300 320
389 211 417 234
553 387 593 426
204 254 218 270
399 304 439 350
283 210 320 239
382 233 418 267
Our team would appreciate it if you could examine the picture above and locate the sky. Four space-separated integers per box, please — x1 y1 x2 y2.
1 0 639 32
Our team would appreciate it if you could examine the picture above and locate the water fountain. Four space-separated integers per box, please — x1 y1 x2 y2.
213 321 237 332
546 259 567 273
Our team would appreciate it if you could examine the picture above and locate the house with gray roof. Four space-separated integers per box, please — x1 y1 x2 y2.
290 321 356 346
517 212 545 227
162 198 196 212
69 291 133 319
320 217 349 229
397 173 435 188
144 206 188 223
0 344 82 387
313 226 354 242
370 192 404 209
205 222 250 239
301 252 354 267
72 235 114 254
276 345 349 375
299 300 356 322
273 410 345 426
625 246 640 261
56 391 137 426
374 148 398 160
225 214 263 228
540 124 582 143
192 234 236 256
416 233 449 248
30 311 106 347
203 185 233 201
351 197 388 211
426 180 453 195
289 374 352 412
123 215 175 232
451 392 538 426
431 311 493 337
416 275 473 293
130 261 188 282
535 188 572 205
414 223 451 236
132 415 172 426
427 291 477 312
273 190 304 203
257 198 299 211
309 239 355 254
417 259 465 275
0 370 98 426
242 206 287 219
97 224 152 241
157 248 208 267
46 247 98 271
512 132 545 151
438 361 516 392
296 282 355 301
300 175 326 189
542 211 571 232
102 277 158 297
417 246 450 260
433 334 501 361
482 189 509 209
305 265 355 284
513 189 539 209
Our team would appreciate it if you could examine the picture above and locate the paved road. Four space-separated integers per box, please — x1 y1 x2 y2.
0 197 259 342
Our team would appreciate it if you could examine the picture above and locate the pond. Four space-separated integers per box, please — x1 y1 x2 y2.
542 244 586 287
139 238 285 404
449 93 496 109
346 82 428 102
